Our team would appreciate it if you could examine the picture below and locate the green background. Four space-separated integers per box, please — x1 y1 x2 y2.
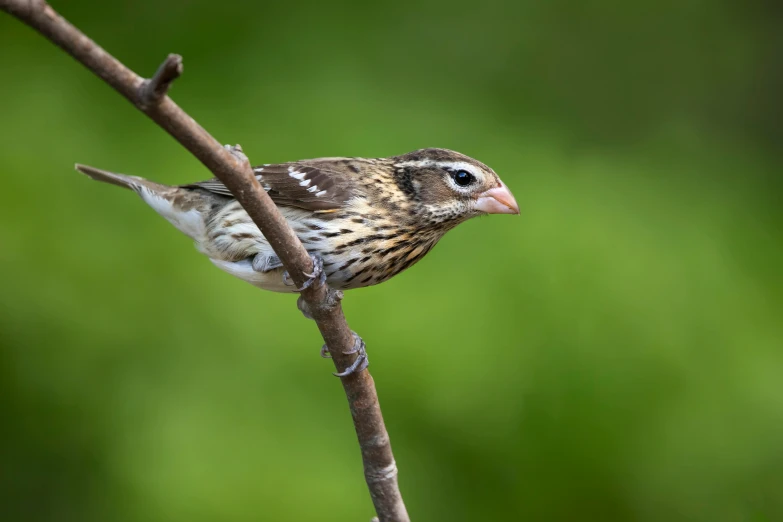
1 1 781 520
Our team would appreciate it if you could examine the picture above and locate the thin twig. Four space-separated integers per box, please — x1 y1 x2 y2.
0 1 409 520
139 53 183 108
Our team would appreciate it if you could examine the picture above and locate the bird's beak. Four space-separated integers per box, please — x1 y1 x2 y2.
475 181 520 215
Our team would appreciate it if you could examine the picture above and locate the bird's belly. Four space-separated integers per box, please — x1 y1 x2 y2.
199 204 433 292
317 248 415 290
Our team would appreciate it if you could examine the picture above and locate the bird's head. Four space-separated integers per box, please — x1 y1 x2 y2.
390 148 519 227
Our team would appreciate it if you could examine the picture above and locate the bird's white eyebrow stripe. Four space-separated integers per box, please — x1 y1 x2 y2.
396 160 481 175
396 159 436 168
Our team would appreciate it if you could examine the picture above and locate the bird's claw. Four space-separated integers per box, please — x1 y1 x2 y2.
325 332 368 377
283 254 326 291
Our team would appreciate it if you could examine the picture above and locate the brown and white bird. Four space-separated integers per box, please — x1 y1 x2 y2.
75 148 519 293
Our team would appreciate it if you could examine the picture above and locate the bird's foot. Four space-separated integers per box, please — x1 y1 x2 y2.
251 253 283 273
283 253 326 291
321 331 369 377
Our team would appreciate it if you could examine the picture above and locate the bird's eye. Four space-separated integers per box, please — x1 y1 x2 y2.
453 170 475 187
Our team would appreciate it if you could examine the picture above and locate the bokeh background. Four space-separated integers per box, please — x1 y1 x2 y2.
1 0 781 520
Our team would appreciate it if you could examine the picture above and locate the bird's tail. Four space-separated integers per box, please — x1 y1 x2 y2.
74 163 171 193
74 163 207 240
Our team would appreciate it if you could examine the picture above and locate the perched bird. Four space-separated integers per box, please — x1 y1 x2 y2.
76 147 518 375
76 148 518 294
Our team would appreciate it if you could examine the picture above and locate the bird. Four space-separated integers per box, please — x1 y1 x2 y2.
75 147 518 373
76 147 519 292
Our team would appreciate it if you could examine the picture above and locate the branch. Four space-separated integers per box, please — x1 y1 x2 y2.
0 1 410 520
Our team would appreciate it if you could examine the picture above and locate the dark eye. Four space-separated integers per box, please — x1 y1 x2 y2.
453 170 475 187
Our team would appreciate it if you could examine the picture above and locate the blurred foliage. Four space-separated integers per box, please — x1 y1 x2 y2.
1 0 782 521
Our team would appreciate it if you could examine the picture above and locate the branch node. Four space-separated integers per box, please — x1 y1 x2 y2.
365 460 398 483
325 287 345 308
224 143 252 172
296 287 343 320
139 53 183 108
224 143 247 162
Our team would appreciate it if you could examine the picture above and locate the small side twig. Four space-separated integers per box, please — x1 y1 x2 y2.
139 53 183 108
0 1 409 521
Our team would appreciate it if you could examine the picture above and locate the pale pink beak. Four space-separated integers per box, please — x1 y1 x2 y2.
475 181 520 215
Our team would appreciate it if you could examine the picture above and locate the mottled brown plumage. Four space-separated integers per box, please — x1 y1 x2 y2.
75 148 519 292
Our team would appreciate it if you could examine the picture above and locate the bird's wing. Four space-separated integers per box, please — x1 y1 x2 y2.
183 162 354 212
